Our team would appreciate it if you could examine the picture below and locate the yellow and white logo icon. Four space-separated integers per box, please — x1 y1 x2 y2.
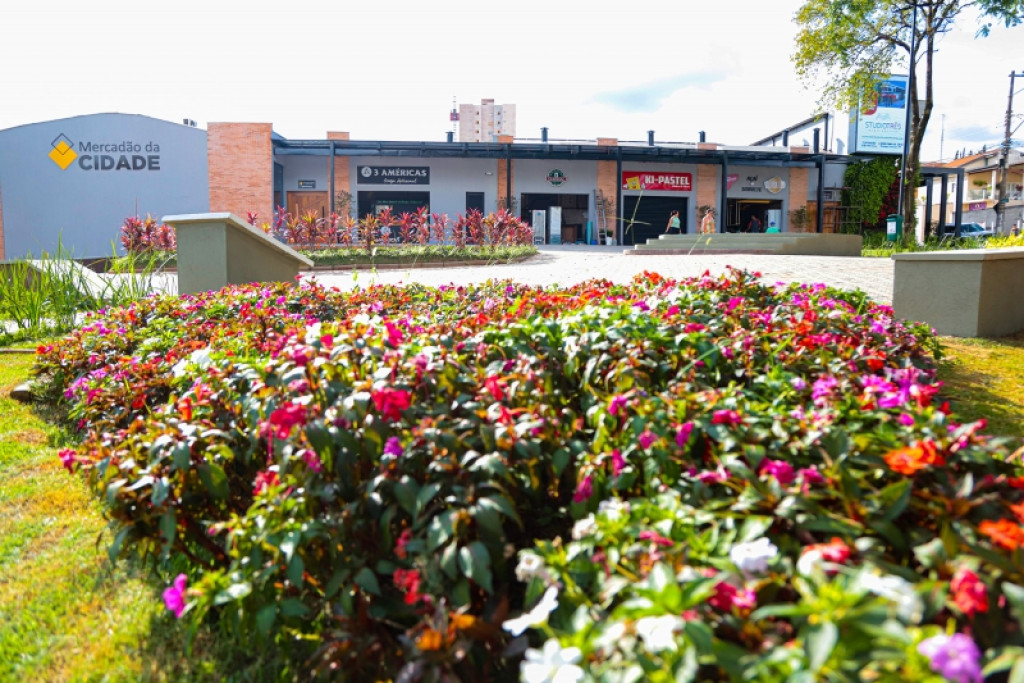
48 134 78 170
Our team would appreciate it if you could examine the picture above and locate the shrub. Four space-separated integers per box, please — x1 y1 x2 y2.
36 270 1024 681
120 214 176 254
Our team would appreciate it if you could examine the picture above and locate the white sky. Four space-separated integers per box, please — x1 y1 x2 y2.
1 0 1020 162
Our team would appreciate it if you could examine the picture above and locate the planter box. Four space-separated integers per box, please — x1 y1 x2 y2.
892 247 1024 337
164 213 313 294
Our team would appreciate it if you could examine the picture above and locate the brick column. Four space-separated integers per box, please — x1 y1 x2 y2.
208 122 274 225
696 143 719 216
497 135 515 212
327 131 351 217
788 147 811 232
596 137 619 242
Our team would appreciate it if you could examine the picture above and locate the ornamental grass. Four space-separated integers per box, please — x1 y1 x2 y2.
34 269 1024 682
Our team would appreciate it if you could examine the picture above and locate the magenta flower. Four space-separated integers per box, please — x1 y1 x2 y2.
609 394 629 417
266 402 307 440
372 387 412 422
711 410 741 426
760 459 796 486
573 474 594 503
797 466 825 486
58 448 78 474
638 431 656 449
676 422 694 447
726 296 743 312
162 573 188 618
917 633 982 683
898 413 915 426
638 530 673 547
696 467 728 485
300 449 322 473
383 436 404 458
610 449 626 477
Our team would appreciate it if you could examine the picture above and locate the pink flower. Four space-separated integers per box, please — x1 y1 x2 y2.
573 474 594 503
726 297 743 312
676 422 694 447
384 321 405 347
898 412 915 426
760 459 795 486
58 448 78 474
797 466 825 486
711 410 741 426
300 449 322 473
638 530 674 548
950 568 989 617
638 431 656 449
708 580 756 612
610 449 626 477
162 573 188 618
696 467 728 485
253 469 279 495
609 394 629 417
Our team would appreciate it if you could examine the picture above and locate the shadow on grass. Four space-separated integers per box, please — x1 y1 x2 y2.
936 330 1024 447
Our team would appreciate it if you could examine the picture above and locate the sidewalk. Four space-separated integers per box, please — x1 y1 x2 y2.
307 246 895 304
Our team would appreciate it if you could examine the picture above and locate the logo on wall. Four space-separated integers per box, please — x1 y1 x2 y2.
357 166 430 185
46 132 162 171
48 134 78 170
546 169 567 187
764 177 787 194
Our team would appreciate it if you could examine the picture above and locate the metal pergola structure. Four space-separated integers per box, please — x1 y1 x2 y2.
271 138 850 234
919 167 966 237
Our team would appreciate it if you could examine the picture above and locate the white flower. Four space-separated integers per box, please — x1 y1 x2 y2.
571 514 598 540
503 586 559 636
796 548 824 576
635 615 684 653
304 321 322 344
729 537 778 575
172 347 214 377
515 551 548 583
521 639 584 683
593 621 627 655
858 572 923 623
597 498 629 522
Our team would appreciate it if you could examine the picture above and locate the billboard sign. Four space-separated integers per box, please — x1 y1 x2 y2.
850 75 908 154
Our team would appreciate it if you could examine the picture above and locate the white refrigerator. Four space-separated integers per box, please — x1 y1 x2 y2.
531 210 546 244
549 206 562 244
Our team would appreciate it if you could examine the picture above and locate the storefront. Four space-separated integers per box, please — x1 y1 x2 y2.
0 115 846 258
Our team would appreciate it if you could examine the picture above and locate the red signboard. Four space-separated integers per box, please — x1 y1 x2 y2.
622 171 692 192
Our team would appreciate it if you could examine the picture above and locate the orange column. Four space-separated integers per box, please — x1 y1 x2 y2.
327 131 351 217
696 142 719 216
787 147 811 232
208 122 274 225
596 137 619 242
497 135 515 212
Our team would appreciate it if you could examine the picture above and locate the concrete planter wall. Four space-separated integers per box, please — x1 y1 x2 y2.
164 213 312 294
892 247 1024 337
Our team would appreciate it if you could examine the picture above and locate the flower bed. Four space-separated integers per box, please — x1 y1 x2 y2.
35 269 1024 681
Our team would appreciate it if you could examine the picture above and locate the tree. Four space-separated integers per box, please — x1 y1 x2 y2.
792 0 1024 229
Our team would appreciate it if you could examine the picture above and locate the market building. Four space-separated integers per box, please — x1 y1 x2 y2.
0 113 851 259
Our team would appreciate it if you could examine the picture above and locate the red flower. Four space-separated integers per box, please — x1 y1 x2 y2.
709 580 756 613
638 530 673 548
395 529 413 559
267 402 307 441
253 469 279 495
393 568 425 605
573 473 594 503
484 376 506 402
711 410 741 426
816 537 851 564
372 387 412 422
58 448 78 474
950 568 989 617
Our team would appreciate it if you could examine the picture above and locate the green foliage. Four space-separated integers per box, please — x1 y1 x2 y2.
843 157 899 230
34 271 1024 681
300 243 536 267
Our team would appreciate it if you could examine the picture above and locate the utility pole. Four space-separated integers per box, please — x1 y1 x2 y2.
897 4 918 237
996 71 1024 234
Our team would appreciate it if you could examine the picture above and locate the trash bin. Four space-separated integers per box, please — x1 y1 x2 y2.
886 214 903 241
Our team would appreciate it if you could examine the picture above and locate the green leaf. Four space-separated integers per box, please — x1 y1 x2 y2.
737 516 773 543
1004 583 1024 624
458 541 493 593
877 478 912 521
159 510 176 555
288 554 305 587
108 525 130 564
394 476 420 516
214 581 252 605
196 462 228 499
426 511 455 551
354 566 381 596
440 543 459 579
280 530 300 562
805 620 838 673
416 482 442 517
279 598 310 618
171 441 191 470
256 604 277 636
151 477 169 507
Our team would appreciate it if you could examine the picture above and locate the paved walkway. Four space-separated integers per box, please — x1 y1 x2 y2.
309 245 896 304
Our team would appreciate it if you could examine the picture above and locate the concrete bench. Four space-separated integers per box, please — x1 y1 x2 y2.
892 247 1024 337
163 213 313 294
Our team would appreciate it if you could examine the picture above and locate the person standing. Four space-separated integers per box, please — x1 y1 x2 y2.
700 209 716 235
665 210 681 234
747 215 762 233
